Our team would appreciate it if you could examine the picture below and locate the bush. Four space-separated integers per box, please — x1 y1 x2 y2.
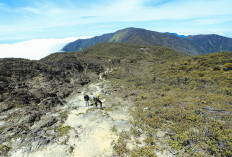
59 111 68 120
223 63 232 71
55 126 71 136
213 65 221 71
0 145 10 156
130 146 157 157
113 136 129 156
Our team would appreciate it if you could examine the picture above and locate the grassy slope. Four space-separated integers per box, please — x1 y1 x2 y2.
106 49 232 156
78 43 231 156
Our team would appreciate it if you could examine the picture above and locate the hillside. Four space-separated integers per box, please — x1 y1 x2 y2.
105 51 232 157
62 33 115 52
0 43 231 157
62 28 232 56
185 34 232 54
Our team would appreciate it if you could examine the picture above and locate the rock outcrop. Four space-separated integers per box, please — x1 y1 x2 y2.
0 55 103 156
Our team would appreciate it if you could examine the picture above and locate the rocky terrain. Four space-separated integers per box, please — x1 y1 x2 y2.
6 80 134 157
0 56 94 156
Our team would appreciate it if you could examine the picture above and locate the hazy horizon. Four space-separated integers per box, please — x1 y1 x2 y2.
0 36 91 60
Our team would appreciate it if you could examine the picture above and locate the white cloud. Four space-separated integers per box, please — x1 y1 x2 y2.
23 7 41 14
4 0 232 27
0 37 91 60
74 0 232 21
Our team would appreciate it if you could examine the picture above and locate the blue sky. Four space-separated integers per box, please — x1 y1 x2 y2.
0 0 232 59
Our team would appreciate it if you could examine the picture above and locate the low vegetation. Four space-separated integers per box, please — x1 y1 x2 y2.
0 144 10 156
59 111 69 120
55 125 71 136
107 51 231 156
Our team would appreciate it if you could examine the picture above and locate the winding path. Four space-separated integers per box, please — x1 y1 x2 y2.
14 81 131 157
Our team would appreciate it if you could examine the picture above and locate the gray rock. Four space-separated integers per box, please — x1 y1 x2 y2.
31 117 58 132
0 103 14 112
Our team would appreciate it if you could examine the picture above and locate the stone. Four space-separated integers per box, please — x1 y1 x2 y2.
0 103 13 112
157 130 166 138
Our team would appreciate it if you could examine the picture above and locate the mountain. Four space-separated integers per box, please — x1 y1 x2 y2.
62 28 200 56
185 34 232 54
62 33 115 52
62 28 232 56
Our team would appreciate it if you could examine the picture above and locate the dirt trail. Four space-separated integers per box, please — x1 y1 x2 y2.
65 82 129 157
13 81 131 157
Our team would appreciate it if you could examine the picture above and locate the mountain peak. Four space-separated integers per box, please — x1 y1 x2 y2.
62 28 232 55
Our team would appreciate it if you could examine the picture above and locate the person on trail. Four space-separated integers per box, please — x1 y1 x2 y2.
84 94 89 107
93 94 102 109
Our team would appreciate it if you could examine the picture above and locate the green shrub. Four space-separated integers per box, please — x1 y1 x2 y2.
223 63 232 71
213 65 221 71
59 111 68 120
113 136 129 156
0 145 10 156
55 126 71 136
130 146 157 157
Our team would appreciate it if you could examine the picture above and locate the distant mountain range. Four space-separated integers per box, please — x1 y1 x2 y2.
165 32 186 38
62 28 232 56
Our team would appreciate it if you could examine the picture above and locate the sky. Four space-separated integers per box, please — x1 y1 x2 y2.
0 0 232 59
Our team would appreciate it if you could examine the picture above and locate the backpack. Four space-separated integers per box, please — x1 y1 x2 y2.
93 95 97 100
84 95 89 101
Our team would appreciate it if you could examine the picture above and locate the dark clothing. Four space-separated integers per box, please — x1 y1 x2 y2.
84 95 89 107
84 95 89 101
93 98 102 109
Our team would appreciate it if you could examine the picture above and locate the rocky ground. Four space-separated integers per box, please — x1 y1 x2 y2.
1 80 133 157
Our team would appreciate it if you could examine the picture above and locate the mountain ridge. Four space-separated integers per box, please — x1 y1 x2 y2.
185 34 232 54
62 27 232 56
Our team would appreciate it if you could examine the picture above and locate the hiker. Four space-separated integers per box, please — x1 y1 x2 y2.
84 94 89 107
93 94 102 109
